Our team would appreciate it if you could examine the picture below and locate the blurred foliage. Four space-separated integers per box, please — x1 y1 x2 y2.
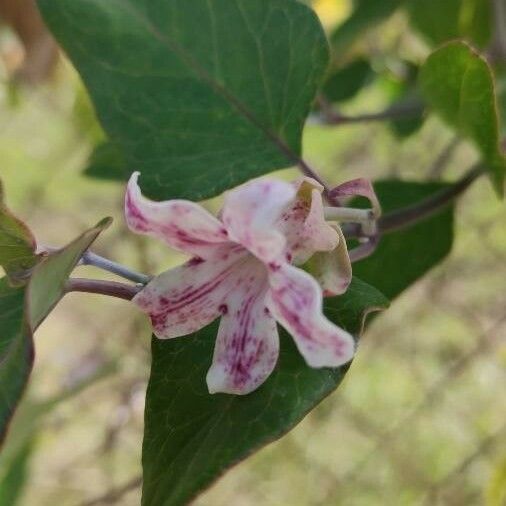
407 0 492 48
0 437 33 506
0 0 58 84
420 42 506 195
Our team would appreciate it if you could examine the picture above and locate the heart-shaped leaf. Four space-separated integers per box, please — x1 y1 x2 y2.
420 42 506 196
0 218 111 445
0 181 38 285
39 0 329 201
142 178 456 505
142 277 388 506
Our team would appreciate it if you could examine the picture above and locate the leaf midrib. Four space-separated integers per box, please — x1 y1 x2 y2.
103 0 312 170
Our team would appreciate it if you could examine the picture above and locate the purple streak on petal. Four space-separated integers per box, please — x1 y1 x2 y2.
133 245 248 338
267 264 355 368
207 263 279 395
125 172 231 258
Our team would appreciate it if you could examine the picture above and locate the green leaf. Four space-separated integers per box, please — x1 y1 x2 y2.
0 218 111 445
0 181 38 284
0 437 33 506
420 42 506 196
407 0 492 48
497 66 506 137
142 277 388 506
322 58 373 103
354 180 454 299
85 142 129 181
330 0 404 55
39 0 329 200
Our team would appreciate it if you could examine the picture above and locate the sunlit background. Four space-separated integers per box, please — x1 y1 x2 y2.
0 1 505 505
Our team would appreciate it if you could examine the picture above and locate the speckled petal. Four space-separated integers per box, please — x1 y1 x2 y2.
266 264 355 368
280 181 338 265
125 172 229 258
221 178 296 263
133 244 248 338
310 225 352 296
207 262 278 395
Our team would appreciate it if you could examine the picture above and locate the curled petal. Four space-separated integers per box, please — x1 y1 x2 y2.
266 264 355 368
207 262 278 395
329 178 381 218
133 245 248 338
309 225 352 297
280 179 338 265
125 172 229 258
292 176 324 195
221 178 296 263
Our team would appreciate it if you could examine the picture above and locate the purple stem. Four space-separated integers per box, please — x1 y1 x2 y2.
65 278 141 301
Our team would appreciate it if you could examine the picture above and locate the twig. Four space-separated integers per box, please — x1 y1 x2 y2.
378 164 484 234
65 279 141 301
488 0 506 63
81 251 152 285
428 137 460 180
314 97 424 126
76 476 142 506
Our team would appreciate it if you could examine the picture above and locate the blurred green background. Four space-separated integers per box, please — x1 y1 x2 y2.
0 0 506 504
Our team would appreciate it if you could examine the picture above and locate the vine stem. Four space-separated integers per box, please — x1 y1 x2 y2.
65 278 141 301
314 96 425 126
76 476 142 506
81 251 152 285
378 164 484 233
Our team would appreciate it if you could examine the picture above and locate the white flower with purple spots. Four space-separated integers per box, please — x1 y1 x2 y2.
125 173 357 395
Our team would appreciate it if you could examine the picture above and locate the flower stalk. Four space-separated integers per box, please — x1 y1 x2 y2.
81 251 152 285
65 278 141 301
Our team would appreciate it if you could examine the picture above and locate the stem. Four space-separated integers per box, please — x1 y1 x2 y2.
428 137 460 180
378 164 484 234
324 207 374 223
81 251 152 285
76 476 142 506
65 279 141 301
488 0 506 63
342 164 485 263
315 97 424 126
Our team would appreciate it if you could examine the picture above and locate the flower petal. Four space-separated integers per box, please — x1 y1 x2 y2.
125 172 229 258
133 244 248 338
329 178 381 218
221 178 296 263
310 225 352 296
281 186 338 264
266 264 355 367
207 262 278 395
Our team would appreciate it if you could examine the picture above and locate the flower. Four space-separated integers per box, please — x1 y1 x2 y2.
125 173 355 395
